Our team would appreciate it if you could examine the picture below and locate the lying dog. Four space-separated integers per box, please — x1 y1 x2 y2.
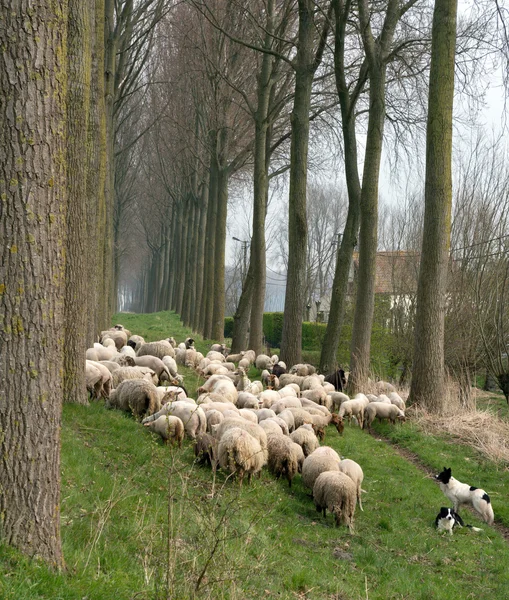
434 507 483 535
435 467 494 524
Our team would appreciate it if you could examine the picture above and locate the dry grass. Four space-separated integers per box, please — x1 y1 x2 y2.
408 400 509 463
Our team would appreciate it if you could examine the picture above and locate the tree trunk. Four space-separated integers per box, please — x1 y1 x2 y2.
409 0 457 412
193 181 209 332
231 262 255 353
86 0 107 344
64 0 93 405
0 2 66 567
320 0 363 374
280 0 317 367
211 156 228 342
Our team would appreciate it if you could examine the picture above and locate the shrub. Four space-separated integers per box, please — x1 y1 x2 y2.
224 317 234 339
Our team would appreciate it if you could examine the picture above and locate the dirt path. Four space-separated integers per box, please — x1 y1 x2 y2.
368 429 509 543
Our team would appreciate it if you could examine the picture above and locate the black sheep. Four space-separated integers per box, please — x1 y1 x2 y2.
324 368 347 392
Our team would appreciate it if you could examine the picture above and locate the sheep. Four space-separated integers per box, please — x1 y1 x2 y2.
159 386 188 403
236 392 260 409
143 401 207 440
108 354 135 367
184 337 194 349
256 408 277 423
175 347 187 366
301 375 323 391
388 391 405 410
137 340 174 360
277 409 296 433
225 351 245 363
87 360 113 398
202 363 230 377
376 394 392 404
329 392 350 412
323 368 347 392
161 355 178 377
271 398 302 414
119 345 136 359
242 350 256 364
338 458 365 511
271 363 287 378
106 379 160 419
210 343 228 355
127 335 145 352
301 446 341 490
166 337 176 348
256 390 279 409
206 350 226 363
198 375 239 405
255 354 274 370
366 394 379 402
290 423 320 458
100 329 127 350
86 343 117 361
375 380 396 394
213 417 268 463
278 374 304 389
85 361 103 399
184 348 198 369
266 433 301 487
238 409 258 423
286 407 315 429
144 415 185 448
217 427 266 484
112 366 158 388
134 356 171 382
338 397 368 428
260 417 289 436
194 432 219 471
313 471 357 532
289 363 316 377
236 367 263 395
363 402 405 429
301 387 329 406
205 409 225 433
260 419 285 437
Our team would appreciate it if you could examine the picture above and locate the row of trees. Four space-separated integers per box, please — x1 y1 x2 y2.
1 0 507 569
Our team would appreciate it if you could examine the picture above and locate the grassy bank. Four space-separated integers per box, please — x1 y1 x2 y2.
2 310 508 599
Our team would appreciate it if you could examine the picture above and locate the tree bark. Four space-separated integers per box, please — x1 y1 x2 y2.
231 261 255 353
409 0 457 412
64 0 93 405
193 181 209 331
280 0 329 367
0 1 67 567
211 151 228 342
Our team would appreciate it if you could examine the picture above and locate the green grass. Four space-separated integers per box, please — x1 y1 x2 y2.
2 310 509 599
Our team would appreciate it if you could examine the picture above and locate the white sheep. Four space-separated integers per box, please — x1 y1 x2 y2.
255 354 275 370
290 423 319 457
107 379 160 419
144 415 185 447
363 402 405 429
217 427 266 484
112 366 158 388
388 391 405 410
313 470 357 532
301 446 340 489
213 417 268 463
338 458 365 511
143 400 206 439
137 340 175 360
266 433 301 487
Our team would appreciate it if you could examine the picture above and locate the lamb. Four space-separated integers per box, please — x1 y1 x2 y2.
242 350 256 364
134 355 171 382
236 367 263 395
194 432 219 471
143 401 207 440
106 379 160 419
205 409 225 433
271 398 302 414
375 380 396 394
338 458 365 511
286 407 315 429
198 375 238 405
266 433 301 487
313 471 357 532
217 427 266 484
206 350 226 363
236 392 260 409
301 387 329 406
277 385 300 399
210 343 228 355
276 409 296 433
258 390 281 408
159 386 188 403
137 340 175 360
363 402 405 429
301 446 341 490
290 423 320 457
144 415 185 448
112 366 158 388
225 351 245 364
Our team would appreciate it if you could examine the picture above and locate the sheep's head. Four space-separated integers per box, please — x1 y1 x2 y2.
161 390 178 405
312 424 325 441
118 355 135 367
330 414 344 435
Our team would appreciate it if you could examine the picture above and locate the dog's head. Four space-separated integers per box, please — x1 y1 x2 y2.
435 467 452 484
437 507 454 521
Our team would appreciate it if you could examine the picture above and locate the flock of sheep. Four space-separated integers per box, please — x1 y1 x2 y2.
85 324 408 532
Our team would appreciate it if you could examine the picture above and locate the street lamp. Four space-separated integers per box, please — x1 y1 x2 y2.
232 236 250 283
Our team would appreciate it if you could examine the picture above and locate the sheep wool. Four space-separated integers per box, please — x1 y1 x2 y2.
266 433 300 487
313 470 357 532
144 415 185 448
217 427 265 484
107 379 160 420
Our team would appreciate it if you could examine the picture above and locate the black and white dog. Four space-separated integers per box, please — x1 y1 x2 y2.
435 467 494 525
435 507 483 535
